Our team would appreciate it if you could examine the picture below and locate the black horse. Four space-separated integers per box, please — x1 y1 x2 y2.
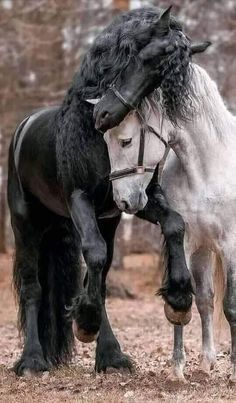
8 7 193 376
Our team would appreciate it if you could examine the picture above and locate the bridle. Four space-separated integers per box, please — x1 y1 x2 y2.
108 84 168 181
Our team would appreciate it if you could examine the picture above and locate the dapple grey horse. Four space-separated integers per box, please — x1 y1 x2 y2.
104 63 236 382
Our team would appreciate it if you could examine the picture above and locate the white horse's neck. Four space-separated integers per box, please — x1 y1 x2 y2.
167 63 236 189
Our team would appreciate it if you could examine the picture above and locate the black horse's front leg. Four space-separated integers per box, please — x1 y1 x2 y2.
136 183 193 326
70 189 107 343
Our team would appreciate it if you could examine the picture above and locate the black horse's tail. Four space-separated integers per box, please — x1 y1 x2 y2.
14 219 81 367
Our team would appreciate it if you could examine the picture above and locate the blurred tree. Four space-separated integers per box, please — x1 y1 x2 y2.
0 145 6 253
113 0 129 11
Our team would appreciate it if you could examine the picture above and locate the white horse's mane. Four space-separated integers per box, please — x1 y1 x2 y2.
145 63 236 142
140 63 236 148
188 64 236 139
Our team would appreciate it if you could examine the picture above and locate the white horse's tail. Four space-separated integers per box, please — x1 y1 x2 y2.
213 253 226 339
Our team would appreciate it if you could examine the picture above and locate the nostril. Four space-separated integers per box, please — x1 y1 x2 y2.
101 111 109 121
121 200 129 210
139 192 142 205
95 111 109 130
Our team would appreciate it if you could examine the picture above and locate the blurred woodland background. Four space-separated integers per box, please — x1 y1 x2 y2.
0 0 236 259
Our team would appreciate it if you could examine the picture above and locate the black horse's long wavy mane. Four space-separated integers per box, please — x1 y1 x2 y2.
56 7 193 189
78 7 194 125
56 92 109 193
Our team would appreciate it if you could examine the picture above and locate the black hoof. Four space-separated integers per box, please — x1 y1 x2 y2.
95 341 133 373
158 279 193 313
73 320 99 343
74 293 102 337
164 302 192 326
14 351 49 376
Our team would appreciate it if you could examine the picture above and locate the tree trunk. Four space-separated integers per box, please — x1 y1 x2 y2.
0 166 7 254
113 0 129 11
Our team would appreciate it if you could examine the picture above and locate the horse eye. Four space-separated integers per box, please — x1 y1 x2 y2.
119 138 132 148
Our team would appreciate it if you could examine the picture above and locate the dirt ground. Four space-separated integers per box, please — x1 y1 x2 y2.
0 253 235 403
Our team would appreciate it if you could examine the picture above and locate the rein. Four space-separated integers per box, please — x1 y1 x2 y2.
108 85 167 181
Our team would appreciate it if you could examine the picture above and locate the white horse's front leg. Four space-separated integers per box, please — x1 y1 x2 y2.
191 248 216 374
222 253 236 382
168 248 191 382
168 325 186 382
169 247 216 382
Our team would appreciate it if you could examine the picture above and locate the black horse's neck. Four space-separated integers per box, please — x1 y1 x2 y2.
55 87 110 196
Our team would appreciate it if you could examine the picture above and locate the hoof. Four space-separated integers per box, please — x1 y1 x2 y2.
73 320 98 343
192 357 215 382
164 302 192 326
229 365 236 384
229 374 236 384
22 368 40 378
13 353 49 376
199 357 214 375
73 294 102 339
95 347 133 373
166 367 187 384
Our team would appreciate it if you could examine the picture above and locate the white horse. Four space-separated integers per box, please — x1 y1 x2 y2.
105 62 236 382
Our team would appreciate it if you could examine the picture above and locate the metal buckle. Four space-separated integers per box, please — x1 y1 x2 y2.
136 166 145 174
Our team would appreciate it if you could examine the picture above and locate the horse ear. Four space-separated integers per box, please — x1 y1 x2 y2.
152 5 172 37
190 41 212 55
85 98 101 105
160 5 172 24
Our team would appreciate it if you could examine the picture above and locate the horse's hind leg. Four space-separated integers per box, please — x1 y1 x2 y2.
8 147 48 375
12 218 48 376
191 248 216 374
95 215 132 372
222 253 236 382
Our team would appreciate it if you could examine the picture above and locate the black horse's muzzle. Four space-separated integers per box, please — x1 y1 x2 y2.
94 106 128 133
94 85 136 133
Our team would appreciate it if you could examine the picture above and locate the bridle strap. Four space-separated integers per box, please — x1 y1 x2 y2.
109 84 168 148
109 84 136 111
138 127 145 167
109 167 154 181
109 123 155 181
146 124 168 148
109 123 166 181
